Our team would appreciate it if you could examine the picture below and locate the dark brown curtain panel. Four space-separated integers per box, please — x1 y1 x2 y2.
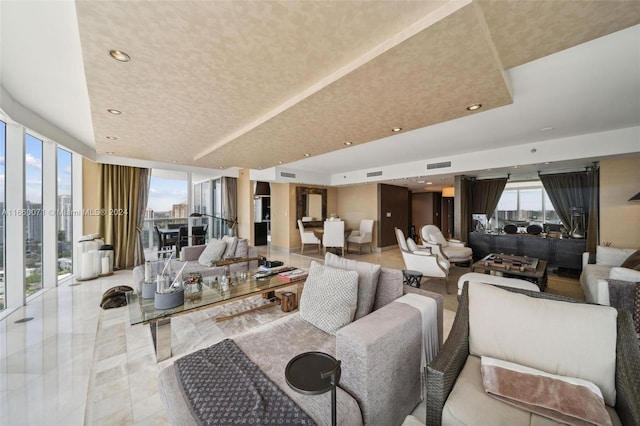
540 168 598 253
458 177 473 243
99 164 150 269
471 178 508 220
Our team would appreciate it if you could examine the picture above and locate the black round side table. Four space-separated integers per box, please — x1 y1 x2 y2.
286 352 341 426
403 270 423 288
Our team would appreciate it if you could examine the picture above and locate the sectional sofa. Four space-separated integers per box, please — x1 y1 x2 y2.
158 253 443 426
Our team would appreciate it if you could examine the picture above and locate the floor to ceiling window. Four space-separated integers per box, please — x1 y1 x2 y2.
57 148 73 280
0 121 5 312
25 134 43 297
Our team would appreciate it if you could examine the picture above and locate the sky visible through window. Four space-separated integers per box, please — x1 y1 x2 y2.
147 175 187 212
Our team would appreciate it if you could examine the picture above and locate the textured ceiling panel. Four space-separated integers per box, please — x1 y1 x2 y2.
75 0 640 168
478 0 640 69
196 3 512 169
76 0 451 163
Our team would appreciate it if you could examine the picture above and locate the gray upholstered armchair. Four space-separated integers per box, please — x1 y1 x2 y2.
427 283 640 426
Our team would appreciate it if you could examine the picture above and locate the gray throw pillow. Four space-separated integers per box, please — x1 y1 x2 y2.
299 261 359 335
235 239 248 258
198 239 227 266
222 235 238 259
324 252 381 319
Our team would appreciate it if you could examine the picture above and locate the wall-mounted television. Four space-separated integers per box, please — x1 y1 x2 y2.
472 214 488 232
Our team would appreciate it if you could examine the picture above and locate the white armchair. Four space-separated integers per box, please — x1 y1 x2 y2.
347 219 374 254
420 224 473 265
323 220 345 256
297 219 320 254
395 228 450 293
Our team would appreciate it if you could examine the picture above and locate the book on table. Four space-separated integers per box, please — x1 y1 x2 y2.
278 269 308 283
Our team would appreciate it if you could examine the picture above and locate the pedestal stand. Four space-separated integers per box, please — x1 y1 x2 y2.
285 352 341 426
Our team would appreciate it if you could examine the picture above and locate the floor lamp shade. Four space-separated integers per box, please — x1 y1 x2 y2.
255 181 270 197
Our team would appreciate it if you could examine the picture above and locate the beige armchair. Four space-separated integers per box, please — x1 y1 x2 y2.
347 219 374 254
395 228 450 293
420 224 472 265
297 219 320 254
323 220 345 256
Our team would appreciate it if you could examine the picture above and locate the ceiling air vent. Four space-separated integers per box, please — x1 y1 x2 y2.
366 171 383 178
280 171 296 178
426 161 452 170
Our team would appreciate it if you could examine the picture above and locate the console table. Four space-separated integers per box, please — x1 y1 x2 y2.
468 232 586 272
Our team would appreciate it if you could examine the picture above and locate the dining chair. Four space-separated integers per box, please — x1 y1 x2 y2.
154 225 176 258
323 220 345 256
347 219 374 254
297 219 321 254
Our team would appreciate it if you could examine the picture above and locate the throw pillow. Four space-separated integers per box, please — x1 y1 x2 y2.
198 238 227 267
596 245 637 266
299 261 359 335
480 356 611 426
235 239 249 258
620 249 640 271
324 252 381 320
222 235 238 259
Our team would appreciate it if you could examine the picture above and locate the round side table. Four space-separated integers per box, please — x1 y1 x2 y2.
403 270 423 288
285 352 341 426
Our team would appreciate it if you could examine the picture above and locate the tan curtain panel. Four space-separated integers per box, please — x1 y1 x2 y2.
222 177 238 237
99 164 150 269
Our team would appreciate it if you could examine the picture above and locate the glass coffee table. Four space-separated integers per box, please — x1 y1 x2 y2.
126 269 304 361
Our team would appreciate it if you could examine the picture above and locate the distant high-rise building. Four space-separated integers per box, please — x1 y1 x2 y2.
25 201 43 243
172 201 188 219
145 208 154 219
57 194 72 241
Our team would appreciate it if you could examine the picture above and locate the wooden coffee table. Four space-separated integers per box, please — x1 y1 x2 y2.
471 253 548 291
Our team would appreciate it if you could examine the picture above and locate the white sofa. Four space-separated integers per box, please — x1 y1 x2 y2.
580 245 640 304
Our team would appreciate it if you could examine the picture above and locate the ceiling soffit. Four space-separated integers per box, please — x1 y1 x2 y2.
195 3 512 169
75 0 640 169
76 0 453 164
477 0 640 69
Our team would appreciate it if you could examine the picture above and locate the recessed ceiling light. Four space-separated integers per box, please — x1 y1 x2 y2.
109 50 130 62
171 160 177 163
418 180 425 184
426 182 433 185
344 141 353 146
391 127 402 132
105 136 118 140
513 165 519 168
107 109 121 115
278 161 283 164
466 103 482 111
304 153 311 157
218 166 224 169
544 162 552 165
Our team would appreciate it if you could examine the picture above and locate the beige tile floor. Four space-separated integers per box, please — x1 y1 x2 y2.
0 246 482 425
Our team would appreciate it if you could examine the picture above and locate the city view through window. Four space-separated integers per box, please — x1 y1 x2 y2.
143 173 188 253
